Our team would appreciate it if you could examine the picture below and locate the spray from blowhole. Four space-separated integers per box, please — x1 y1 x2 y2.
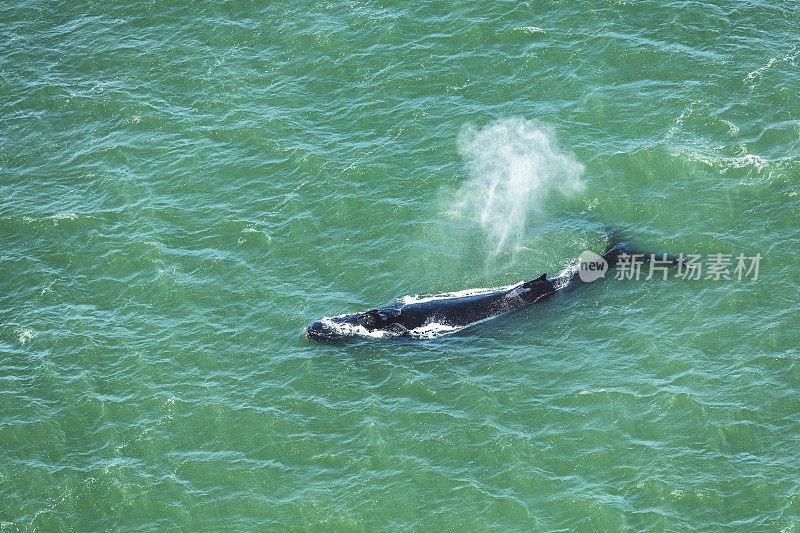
451 118 585 254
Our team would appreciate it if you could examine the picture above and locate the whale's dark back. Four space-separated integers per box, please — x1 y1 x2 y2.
388 278 557 330
305 228 681 341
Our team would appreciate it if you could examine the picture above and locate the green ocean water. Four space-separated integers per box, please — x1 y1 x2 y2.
2 0 800 530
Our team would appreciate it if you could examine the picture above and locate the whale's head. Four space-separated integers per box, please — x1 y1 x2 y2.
304 308 402 340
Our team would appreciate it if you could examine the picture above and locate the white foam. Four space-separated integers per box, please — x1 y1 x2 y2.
550 261 581 290
400 282 522 304
676 150 769 172
17 329 35 345
50 213 78 220
407 322 462 339
314 317 392 339
746 48 799 81
513 26 544 33
314 313 465 339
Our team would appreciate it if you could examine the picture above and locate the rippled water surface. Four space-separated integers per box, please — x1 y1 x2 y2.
2 0 799 530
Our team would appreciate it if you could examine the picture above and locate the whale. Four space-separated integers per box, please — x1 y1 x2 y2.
304 232 677 341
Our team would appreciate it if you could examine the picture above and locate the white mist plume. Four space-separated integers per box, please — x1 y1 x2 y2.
453 119 584 251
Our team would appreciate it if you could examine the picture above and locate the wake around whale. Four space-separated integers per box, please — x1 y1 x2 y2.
304 231 679 341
